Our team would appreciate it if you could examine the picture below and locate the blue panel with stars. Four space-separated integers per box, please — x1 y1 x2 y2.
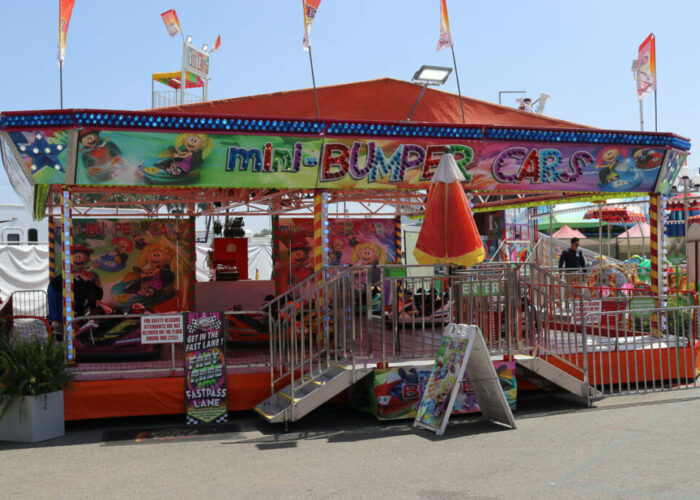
8 130 69 184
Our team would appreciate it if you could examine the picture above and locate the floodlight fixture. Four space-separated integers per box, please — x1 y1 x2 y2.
202 44 209 52
186 34 193 44
412 65 452 86
680 165 691 180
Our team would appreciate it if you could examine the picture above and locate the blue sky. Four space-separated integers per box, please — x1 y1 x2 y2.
0 0 696 230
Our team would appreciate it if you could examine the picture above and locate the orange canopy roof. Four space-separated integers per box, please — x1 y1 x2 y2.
162 78 591 129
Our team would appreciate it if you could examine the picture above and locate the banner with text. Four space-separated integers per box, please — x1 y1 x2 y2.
70 130 669 194
184 312 228 425
141 314 184 343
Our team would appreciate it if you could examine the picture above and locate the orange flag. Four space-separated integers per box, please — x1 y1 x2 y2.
437 0 454 51
302 0 322 50
160 9 182 38
212 34 221 53
58 0 76 63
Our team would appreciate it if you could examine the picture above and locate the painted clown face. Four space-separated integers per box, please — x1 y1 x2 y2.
358 246 378 265
146 247 170 268
183 134 204 152
73 251 90 267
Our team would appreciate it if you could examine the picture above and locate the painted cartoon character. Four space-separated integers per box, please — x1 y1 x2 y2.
279 238 313 287
595 148 624 186
350 242 387 267
124 243 176 298
156 133 213 177
632 148 664 169
97 236 134 272
433 378 455 418
328 238 344 265
71 244 104 317
79 130 123 181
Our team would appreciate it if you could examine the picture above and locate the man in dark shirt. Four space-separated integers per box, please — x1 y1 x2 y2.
559 237 586 271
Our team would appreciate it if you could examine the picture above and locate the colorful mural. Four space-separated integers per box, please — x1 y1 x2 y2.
275 218 397 292
65 130 670 193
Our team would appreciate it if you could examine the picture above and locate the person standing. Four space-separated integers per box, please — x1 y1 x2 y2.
559 237 586 289
559 237 586 271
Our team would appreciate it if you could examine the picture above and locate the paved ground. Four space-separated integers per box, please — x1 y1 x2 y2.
1 388 700 499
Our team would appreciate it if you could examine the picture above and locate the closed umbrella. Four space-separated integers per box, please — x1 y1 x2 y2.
413 153 485 267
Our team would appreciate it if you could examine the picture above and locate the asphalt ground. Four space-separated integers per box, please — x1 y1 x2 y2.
1 388 700 499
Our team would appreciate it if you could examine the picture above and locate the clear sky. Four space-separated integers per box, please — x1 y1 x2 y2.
0 0 696 231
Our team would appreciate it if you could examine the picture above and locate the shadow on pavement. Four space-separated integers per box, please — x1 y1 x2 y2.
2 389 698 450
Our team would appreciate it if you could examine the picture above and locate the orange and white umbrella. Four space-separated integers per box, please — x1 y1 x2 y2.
413 153 485 267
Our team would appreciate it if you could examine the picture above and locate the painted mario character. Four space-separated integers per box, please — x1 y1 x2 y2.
79 130 122 173
71 244 104 317
288 238 313 284
156 133 213 177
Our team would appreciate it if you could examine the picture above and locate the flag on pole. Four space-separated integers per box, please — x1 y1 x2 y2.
161 9 182 38
211 34 221 53
437 0 454 51
636 33 656 100
57 0 76 63
302 0 322 51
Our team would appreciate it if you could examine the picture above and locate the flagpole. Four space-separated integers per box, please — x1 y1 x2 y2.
59 60 64 110
449 45 465 124
654 90 658 132
307 45 320 119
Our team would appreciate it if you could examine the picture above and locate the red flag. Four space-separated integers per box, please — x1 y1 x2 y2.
636 33 656 100
57 0 76 63
437 0 453 51
161 9 182 38
211 34 221 53
302 0 322 50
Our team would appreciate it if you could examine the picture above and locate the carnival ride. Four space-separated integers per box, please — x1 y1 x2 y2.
0 91 693 421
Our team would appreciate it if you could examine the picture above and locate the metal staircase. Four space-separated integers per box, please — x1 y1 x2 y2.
516 355 600 400
254 267 374 424
255 360 372 423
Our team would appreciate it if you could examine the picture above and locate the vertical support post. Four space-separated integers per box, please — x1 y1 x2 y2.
650 193 665 337
394 215 402 265
271 215 281 296
48 216 56 279
313 191 327 276
61 189 75 363
598 204 603 287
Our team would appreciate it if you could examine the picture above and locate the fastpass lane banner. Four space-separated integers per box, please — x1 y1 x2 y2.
65 129 668 193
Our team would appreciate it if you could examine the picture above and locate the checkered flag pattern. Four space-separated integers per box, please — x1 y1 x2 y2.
186 317 222 334
186 414 228 425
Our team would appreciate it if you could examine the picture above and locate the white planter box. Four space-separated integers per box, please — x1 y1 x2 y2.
0 390 65 443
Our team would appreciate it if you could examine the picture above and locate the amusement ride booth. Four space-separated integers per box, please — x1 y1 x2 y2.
0 78 693 423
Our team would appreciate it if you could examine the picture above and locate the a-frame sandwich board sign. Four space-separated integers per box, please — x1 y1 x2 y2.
414 324 516 436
